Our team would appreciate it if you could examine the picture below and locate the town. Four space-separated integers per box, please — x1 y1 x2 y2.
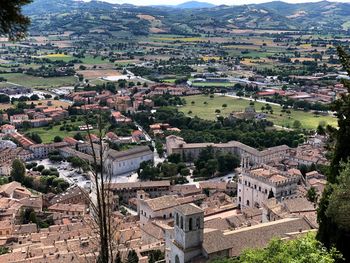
0 0 349 262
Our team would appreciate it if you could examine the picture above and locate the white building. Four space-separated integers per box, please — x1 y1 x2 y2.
105 146 153 176
237 165 300 209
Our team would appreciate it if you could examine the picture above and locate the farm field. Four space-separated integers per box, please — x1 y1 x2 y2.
180 95 337 130
0 73 77 89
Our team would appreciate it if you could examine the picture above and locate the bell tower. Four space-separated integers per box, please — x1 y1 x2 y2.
169 203 204 263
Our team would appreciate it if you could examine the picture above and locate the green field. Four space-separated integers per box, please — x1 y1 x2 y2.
0 73 77 89
180 95 337 130
25 120 100 143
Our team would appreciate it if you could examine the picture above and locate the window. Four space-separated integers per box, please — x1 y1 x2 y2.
246 200 250 206
175 255 180 263
238 197 241 202
180 216 184 229
176 213 179 226
163 214 166 219
170 213 172 218
196 217 200 228
189 218 193 231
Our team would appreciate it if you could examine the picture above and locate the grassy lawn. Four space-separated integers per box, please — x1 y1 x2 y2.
0 73 77 89
24 120 101 143
80 55 111 65
180 95 337 130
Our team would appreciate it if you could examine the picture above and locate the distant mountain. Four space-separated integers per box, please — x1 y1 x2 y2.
22 0 350 37
175 1 216 9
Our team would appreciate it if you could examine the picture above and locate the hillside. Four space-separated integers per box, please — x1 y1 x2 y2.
23 0 350 36
175 1 216 9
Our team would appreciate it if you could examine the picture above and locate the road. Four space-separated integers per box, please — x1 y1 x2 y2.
219 92 282 106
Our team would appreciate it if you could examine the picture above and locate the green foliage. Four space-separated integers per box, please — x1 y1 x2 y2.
53 136 63 142
317 47 350 262
155 141 164 157
306 187 318 203
127 250 139 263
0 177 9 185
0 246 9 255
25 132 42 144
148 250 164 263
193 147 240 178
326 163 350 231
212 234 342 263
10 159 26 183
0 0 32 40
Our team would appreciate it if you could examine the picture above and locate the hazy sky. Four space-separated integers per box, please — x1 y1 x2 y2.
94 0 350 6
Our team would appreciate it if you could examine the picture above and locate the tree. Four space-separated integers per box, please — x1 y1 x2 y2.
10 159 26 183
317 47 350 262
306 187 318 203
148 250 164 263
127 250 139 263
167 153 182 164
212 233 342 263
0 0 32 40
53 136 63 142
317 124 326 135
26 132 42 144
326 162 350 233
293 120 302 129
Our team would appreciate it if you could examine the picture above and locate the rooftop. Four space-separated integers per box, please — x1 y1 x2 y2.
175 203 203 216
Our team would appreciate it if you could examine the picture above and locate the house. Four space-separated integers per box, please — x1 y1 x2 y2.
1 124 16 134
48 203 86 217
10 114 29 126
111 111 132 124
132 130 145 142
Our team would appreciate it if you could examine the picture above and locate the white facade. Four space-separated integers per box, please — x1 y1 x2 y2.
237 166 300 209
105 146 153 176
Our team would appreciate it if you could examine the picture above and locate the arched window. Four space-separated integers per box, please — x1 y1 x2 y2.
189 218 193 231
196 217 200 228
180 216 183 229
170 213 172 218
176 213 179 226
246 200 250 206
175 255 180 263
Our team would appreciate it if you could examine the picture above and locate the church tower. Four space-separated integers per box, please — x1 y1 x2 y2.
169 203 204 263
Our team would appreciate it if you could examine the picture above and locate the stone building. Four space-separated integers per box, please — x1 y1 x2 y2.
165 203 315 263
167 204 204 263
237 165 300 209
166 135 289 165
107 181 171 203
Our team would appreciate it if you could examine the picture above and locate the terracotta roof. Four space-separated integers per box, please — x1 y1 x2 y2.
175 203 203 216
202 217 314 255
